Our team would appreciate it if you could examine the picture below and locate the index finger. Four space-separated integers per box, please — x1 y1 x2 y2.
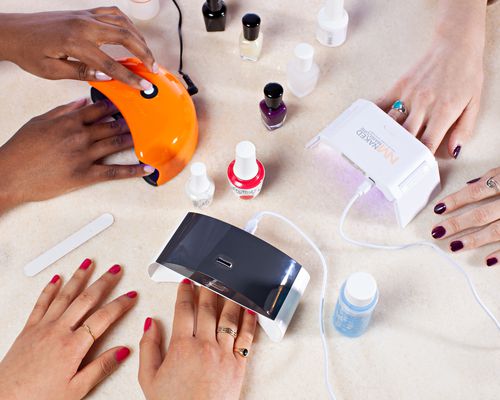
434 170 500 215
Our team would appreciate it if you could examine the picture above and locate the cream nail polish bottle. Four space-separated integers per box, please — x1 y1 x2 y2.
239 13 263 62
185 162 215 209
129 0 160 20
287 43 320 98
316 0 349 47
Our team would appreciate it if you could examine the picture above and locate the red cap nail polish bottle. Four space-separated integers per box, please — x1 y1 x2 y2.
227 141 265 200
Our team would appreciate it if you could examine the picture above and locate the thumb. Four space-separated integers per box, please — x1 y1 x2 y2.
139 317 163 389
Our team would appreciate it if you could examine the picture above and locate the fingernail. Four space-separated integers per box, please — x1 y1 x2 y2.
144 317 152 332
140 79 153 91
453 145 461 159
50 274 60 284
487 257 498 267
115 347 130 363
467 177 481 184
181 278 191 284
152 62 159 74
433 203 446 215
450 240 464 252
246 309 256 316
79 258 92 270
431 226 446 239
108 264 121 274
126 290 137 299
143 165 155 174
95 71 112 81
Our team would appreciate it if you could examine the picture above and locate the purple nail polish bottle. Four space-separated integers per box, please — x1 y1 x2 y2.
260 82 287 131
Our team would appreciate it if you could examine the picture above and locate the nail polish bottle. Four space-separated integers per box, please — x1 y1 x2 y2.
227 141 265 200
316 0 349 47
239 13 263 62
128 0 160 20
202 0 227 32
185 162 215 209
287 43 320 98
333 272 378 338
260 83 287 131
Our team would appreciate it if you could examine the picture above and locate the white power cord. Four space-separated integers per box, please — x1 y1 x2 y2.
244 211 337 400
340 178 500 331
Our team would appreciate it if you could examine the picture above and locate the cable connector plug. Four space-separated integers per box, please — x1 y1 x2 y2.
243 216 261 235
356 177 375 197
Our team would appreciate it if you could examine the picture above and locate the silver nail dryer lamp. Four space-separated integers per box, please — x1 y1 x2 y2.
148 213 310 342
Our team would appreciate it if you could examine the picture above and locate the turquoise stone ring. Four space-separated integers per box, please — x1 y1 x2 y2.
391 100 407 115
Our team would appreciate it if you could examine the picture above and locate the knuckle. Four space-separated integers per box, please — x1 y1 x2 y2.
198 301 217 314
77 63 90 81
236 331 254 345
108 120 121 131
491 222 500 239
93 307 114 326
420 137 435 150
200 340 218 362
103 59 117 74
220 312 239 327
467 183 487 201
99 356 116 377
447 218 461 234
118 28 132 41
472 207 490 225
78 290 97 308
111 134 125 147
54 292 73 305
175 299 193 312
415 88 434 104
104 166 119 179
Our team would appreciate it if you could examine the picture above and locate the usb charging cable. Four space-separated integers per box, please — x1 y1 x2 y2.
245 212 337 400
340 178 500 331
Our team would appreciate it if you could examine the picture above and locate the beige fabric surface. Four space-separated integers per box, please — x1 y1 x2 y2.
0 1 499 399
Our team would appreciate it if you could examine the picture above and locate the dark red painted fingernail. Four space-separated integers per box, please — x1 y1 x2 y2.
431 226 446 239
181 278 191 284
433 203 446 215
115 347 130 363
126 291 137 299
144 317 152 332
108 264 121 274
50 274 60 284
246 309 256 316
487 257 498 267
450 240 464 252
467 177 481 184
453 145 461 159
79 258 92 270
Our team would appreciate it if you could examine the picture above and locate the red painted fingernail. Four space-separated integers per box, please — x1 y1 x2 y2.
50 274 60 284
115 347 130 363
144 317 152 332
108 265 121 274
79 258 92 270
246 309 256 316
181 278 191 284
126 291 137 299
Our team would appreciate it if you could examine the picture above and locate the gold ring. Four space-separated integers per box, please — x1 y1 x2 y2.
234 348 249 358
217 326 237 339
486 177 499 192
82 323 96 343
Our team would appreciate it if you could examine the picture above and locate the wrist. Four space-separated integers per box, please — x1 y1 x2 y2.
0 14 24 62
0 146 24 214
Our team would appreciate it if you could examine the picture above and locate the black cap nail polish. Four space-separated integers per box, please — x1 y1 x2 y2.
453 145 461 159
450 240 464 252
434 203 446 215
202 0 227 32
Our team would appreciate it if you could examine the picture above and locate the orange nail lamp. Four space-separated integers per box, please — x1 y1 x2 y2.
89 58 198 186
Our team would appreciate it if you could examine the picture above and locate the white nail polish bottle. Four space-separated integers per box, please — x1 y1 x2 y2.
129 0 160 21
185 162 215 209
316 0 349 47
287 43 320 98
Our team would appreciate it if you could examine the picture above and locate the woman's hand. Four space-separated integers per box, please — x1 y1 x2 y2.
377 0 487 158
139 280 257 400
0 7 156 90
0 260 137 400
0 97 154 214
431 168 500 266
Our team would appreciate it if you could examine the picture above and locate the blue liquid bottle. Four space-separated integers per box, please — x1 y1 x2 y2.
333 272 378 337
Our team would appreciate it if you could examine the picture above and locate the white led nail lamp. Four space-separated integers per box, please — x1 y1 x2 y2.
306 99 441 227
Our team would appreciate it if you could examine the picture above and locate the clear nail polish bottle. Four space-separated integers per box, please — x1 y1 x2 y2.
316 0 349 47
185 162 215 209
287 43 320 98
202 0 227 32
239 13 263 62
260 83 287 131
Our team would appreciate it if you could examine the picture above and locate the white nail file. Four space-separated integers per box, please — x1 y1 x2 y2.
24 213 114 277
